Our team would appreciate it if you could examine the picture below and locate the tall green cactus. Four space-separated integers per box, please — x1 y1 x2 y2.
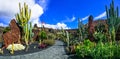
105 0 120 41
78 18 85 41
15 2 32 44
16 3 31 28
24 24 29 45
29 22 34 41
66 31 69 47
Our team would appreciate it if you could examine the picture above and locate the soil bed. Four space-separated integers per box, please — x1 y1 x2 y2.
0 42 50 56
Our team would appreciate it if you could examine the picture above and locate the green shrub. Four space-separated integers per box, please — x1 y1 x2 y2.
93 31 107 42
47 33 56 40
75 39 95 58
43 39 55 46
39 31 47 40
75 40 120 59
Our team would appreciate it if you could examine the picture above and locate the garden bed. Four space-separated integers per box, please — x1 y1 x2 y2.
0 42 52 59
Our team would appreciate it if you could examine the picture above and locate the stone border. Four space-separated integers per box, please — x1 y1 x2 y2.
0 45 53 59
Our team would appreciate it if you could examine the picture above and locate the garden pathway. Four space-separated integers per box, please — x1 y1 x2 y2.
39 40 68 59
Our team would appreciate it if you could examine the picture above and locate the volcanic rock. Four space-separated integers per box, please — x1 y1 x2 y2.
3 19 21 47
32 24 40 41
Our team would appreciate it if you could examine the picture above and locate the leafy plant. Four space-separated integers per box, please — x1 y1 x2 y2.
39 31 47 40
75 40 120 59
75 39 94 58
93 31 107 42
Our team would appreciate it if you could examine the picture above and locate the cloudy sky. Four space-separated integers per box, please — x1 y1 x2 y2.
0 0 120 29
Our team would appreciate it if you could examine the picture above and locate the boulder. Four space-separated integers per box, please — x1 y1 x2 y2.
3 19 21 48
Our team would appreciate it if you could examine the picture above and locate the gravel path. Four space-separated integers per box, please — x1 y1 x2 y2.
39 40 68 59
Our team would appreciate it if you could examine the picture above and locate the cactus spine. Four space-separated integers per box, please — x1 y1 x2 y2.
105 0 120 41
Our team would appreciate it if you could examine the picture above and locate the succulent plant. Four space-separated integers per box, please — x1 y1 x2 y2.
15 2 31 43
78 18 86 41
66 31 69 47
105 0 120 41
15 3 31 28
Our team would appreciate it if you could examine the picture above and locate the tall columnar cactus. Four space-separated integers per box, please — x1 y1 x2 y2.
29 22 34 41
24 24 29 45
105 0 120 41
78 18 86 41
15 2 31 43
16 3 31 28
66 31 69 47
78 18 83 40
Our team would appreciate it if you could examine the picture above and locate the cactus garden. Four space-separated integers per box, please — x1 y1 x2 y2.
0 0 120 59
0 2 56 56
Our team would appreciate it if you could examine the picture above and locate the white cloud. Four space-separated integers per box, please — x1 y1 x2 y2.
94 11 106 20
43 23 70 29
0 0 44 27
81 15 89 21
0 23 7 27
71 16 76 21
31 4 43 19
62 16 76 23
37 0 49 10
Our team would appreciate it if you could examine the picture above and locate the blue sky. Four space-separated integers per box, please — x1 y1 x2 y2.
39 0 120 29
0 0 120 29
